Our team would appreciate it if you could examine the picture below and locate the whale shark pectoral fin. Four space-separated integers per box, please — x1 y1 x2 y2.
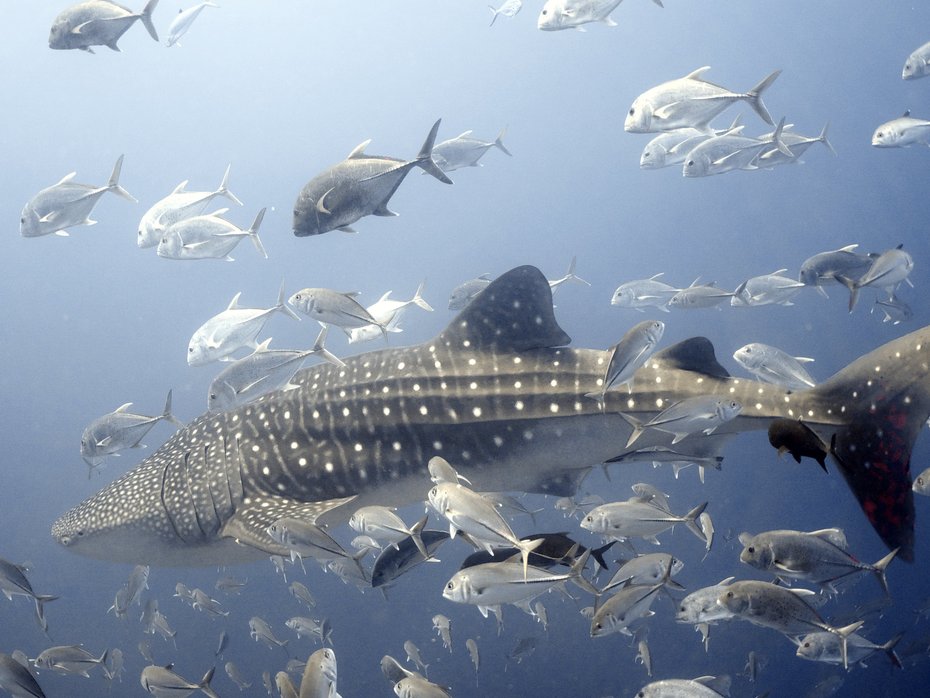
524 466 592 497
651 337 731 379
219 494 357 555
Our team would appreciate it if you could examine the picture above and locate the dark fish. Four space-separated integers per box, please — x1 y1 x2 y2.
768 418 837 472
370 530 450 588
458 532 614 571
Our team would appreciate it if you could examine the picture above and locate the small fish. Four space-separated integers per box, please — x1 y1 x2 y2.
214 576 246 595
872 110 930 147
548 256 590 295
188 284 301 366
903 40 930 80
448 273 492 310
432 614 453 652
840 244 914 312
586 320 664 407
622 395 741 447
266 517 357 564
797 630 903 668
533 601 549 631
33 645 108 678
349 507 429 558
733 342 817 390
799 244 876 298
157 207 267 261
0 557 58 633
611 274 679 311
873 295 913 325
682 118 793 177
249 616 288 650
137 640 155 664
380 654 418 685
636 639 652 677
224 661 251 690
138 165 242 249
207 329 343 412
49 0 159 52
288 581 317 608
601 553 684 594
20 155 136 237
274 671 298 698
738 528 898 595
0 653 46 698
625 67 779 133
81 391 182 473
427 456 471 486
404 640 429 676
103 647 124 684
285 616 329 643
431 128 511 172
214 631 228 657
125 565 150 607
346 281 433 344
667 280 734 309
173 582 193 605
590 582 664 638
699 511 714 557
166 2 218 47
537 0 623 31
488 0 522 26
140 664 220 698
371 530 450 588
466 639 480 673
191 588 228 618
731 269 806 307
754 123 836 168
582 497 707 545
289 287 388 336
150 611 177 646
140 598 158 634
768 418 836 472
507 636 538 664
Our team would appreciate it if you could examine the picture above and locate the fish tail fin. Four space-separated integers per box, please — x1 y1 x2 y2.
590 540 615 571
569 550 600 596
312 327 346 368
883 632 904 669
806 324 930 561
745 69 780 125
277 282 302 322
162 389 184 427
494 126 512 156
410 514 430 560
620 412 645 448
870 547 899 596
517 537 545 580
488 7 499 27
818 122 837 156
836 274 860 312
199 666 221 698
247 207 268 258
772 117 793 157
140 0 159 42
106 154 138 203
412 279 434 312
216 163 244 206
563 256 591 287
683 501 709 542
97 647 109 666
415 119 454 184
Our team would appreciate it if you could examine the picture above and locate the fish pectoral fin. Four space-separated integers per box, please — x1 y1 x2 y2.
70 20 94 34
653 102 689 120
773 560 803 574
219 494 357 555
337 225 358 233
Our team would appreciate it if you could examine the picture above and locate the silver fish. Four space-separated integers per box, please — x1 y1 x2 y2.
52 266 930 567
636 639 652 677
166 1 218 47
249 615 288 649
0 653 46 698
547 256 590 295
300 647 339 698
637 675 732 698
537 0 623 32
799 244 876 298
349 506 429 558
732 342 817 390
140 664 219 698
0 557 58 632
20 155 136 237
601 553 684 594
796 630 903 668
191 588 228 618
586 320 664 407
625 67 779 133
872 110 930 147
611 273 679 312
289 287 387 335
447 273 491 310
913 466 930 495
292 119 452 236
667 281 735 309
590 582 664 638
623 395 742 446
157 207 267 261
289 581 317 608
394 675 452 698
81 391 182 473
49 0 159 53
224 661 251 690
346 281 433 344
404 640 429 676
188 284 301 366
488 0 522 26
466 639 480 673
33 645 107 678
754 123 835 168
431 128 511 172
431 614 452 652
903 40 930 80
581 498 706 545
841 244 914 311
682 119 793 177
730 269 806 307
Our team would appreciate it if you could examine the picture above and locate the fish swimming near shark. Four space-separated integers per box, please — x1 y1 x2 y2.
52 265 930 565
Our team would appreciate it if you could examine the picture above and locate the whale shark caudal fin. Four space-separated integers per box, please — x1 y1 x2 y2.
804 324 930 562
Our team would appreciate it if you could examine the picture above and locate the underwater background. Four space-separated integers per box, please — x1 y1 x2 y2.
2 1 930 695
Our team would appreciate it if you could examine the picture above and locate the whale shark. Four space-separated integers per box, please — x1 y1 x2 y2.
52 265 929 565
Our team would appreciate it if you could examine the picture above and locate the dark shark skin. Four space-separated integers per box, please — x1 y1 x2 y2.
51 266 930 565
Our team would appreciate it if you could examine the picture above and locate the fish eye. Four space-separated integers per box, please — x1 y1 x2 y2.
747 546 754 553
446 581 454 590
188 347 194 353
877 132 883 137
687 160 694 166
726 591 733 598
803 642 810 648
628 108 635 116
542 9 547 14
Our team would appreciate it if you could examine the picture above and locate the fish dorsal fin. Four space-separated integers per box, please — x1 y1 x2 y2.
56 172 78 186
226 292 242 310
347 139 372 159
254 338 273 352
220 493 356 555
651 337 730 379
808 528 847 548
376 291 393 303
648 272 665 280
114 402 134 413
902 110 911 118
685 66 712 81
171 180 189 194
455 130 473 139
437 265 571 352
837 244 859 252
738 532 753 545
694 675 731 697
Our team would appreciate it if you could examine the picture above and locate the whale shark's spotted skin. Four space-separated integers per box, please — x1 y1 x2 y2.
52 266 930 565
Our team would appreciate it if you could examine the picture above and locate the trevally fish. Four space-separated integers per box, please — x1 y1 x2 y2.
292 119 452 236
140 664 219 698
668 280 734 309
732 343 817 391
639 118 741 170
547 256 590 295
300 647 339 698
799 244 876 298
448 273 491 310
207 330 344 412
33 645 108 678
138 165 242 249
488 0 522 27
394 675 452 698
902 40 930 80
872 110 930 147
346 281 433 345
466 639 480 672
432 614 452 652
81 390 183 473
796 630 903 668
0 653 46 698
166 2 218 47
586 319 664 408
224 661 250 690
20 155 136 237
611 273 679 311
0 557 58 633
52 265 930 565
187 284 301 366
753 123 835 168
637 675 731 698
537 0 630 32
730 269 806 307
682 118 792 177
157 207 267 261
289 287 388 336
625 67 780 134
370 530 450 588
49 0 159 53
431 128 511 172
840 244 914 311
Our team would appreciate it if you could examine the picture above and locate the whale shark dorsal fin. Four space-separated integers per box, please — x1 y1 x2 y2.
438 265 571 352
651 337 730 379
220 493 357 555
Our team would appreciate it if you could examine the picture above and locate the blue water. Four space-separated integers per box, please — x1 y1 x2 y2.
2 1 930 696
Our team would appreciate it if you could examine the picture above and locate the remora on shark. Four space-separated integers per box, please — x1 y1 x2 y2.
52 265 929 565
